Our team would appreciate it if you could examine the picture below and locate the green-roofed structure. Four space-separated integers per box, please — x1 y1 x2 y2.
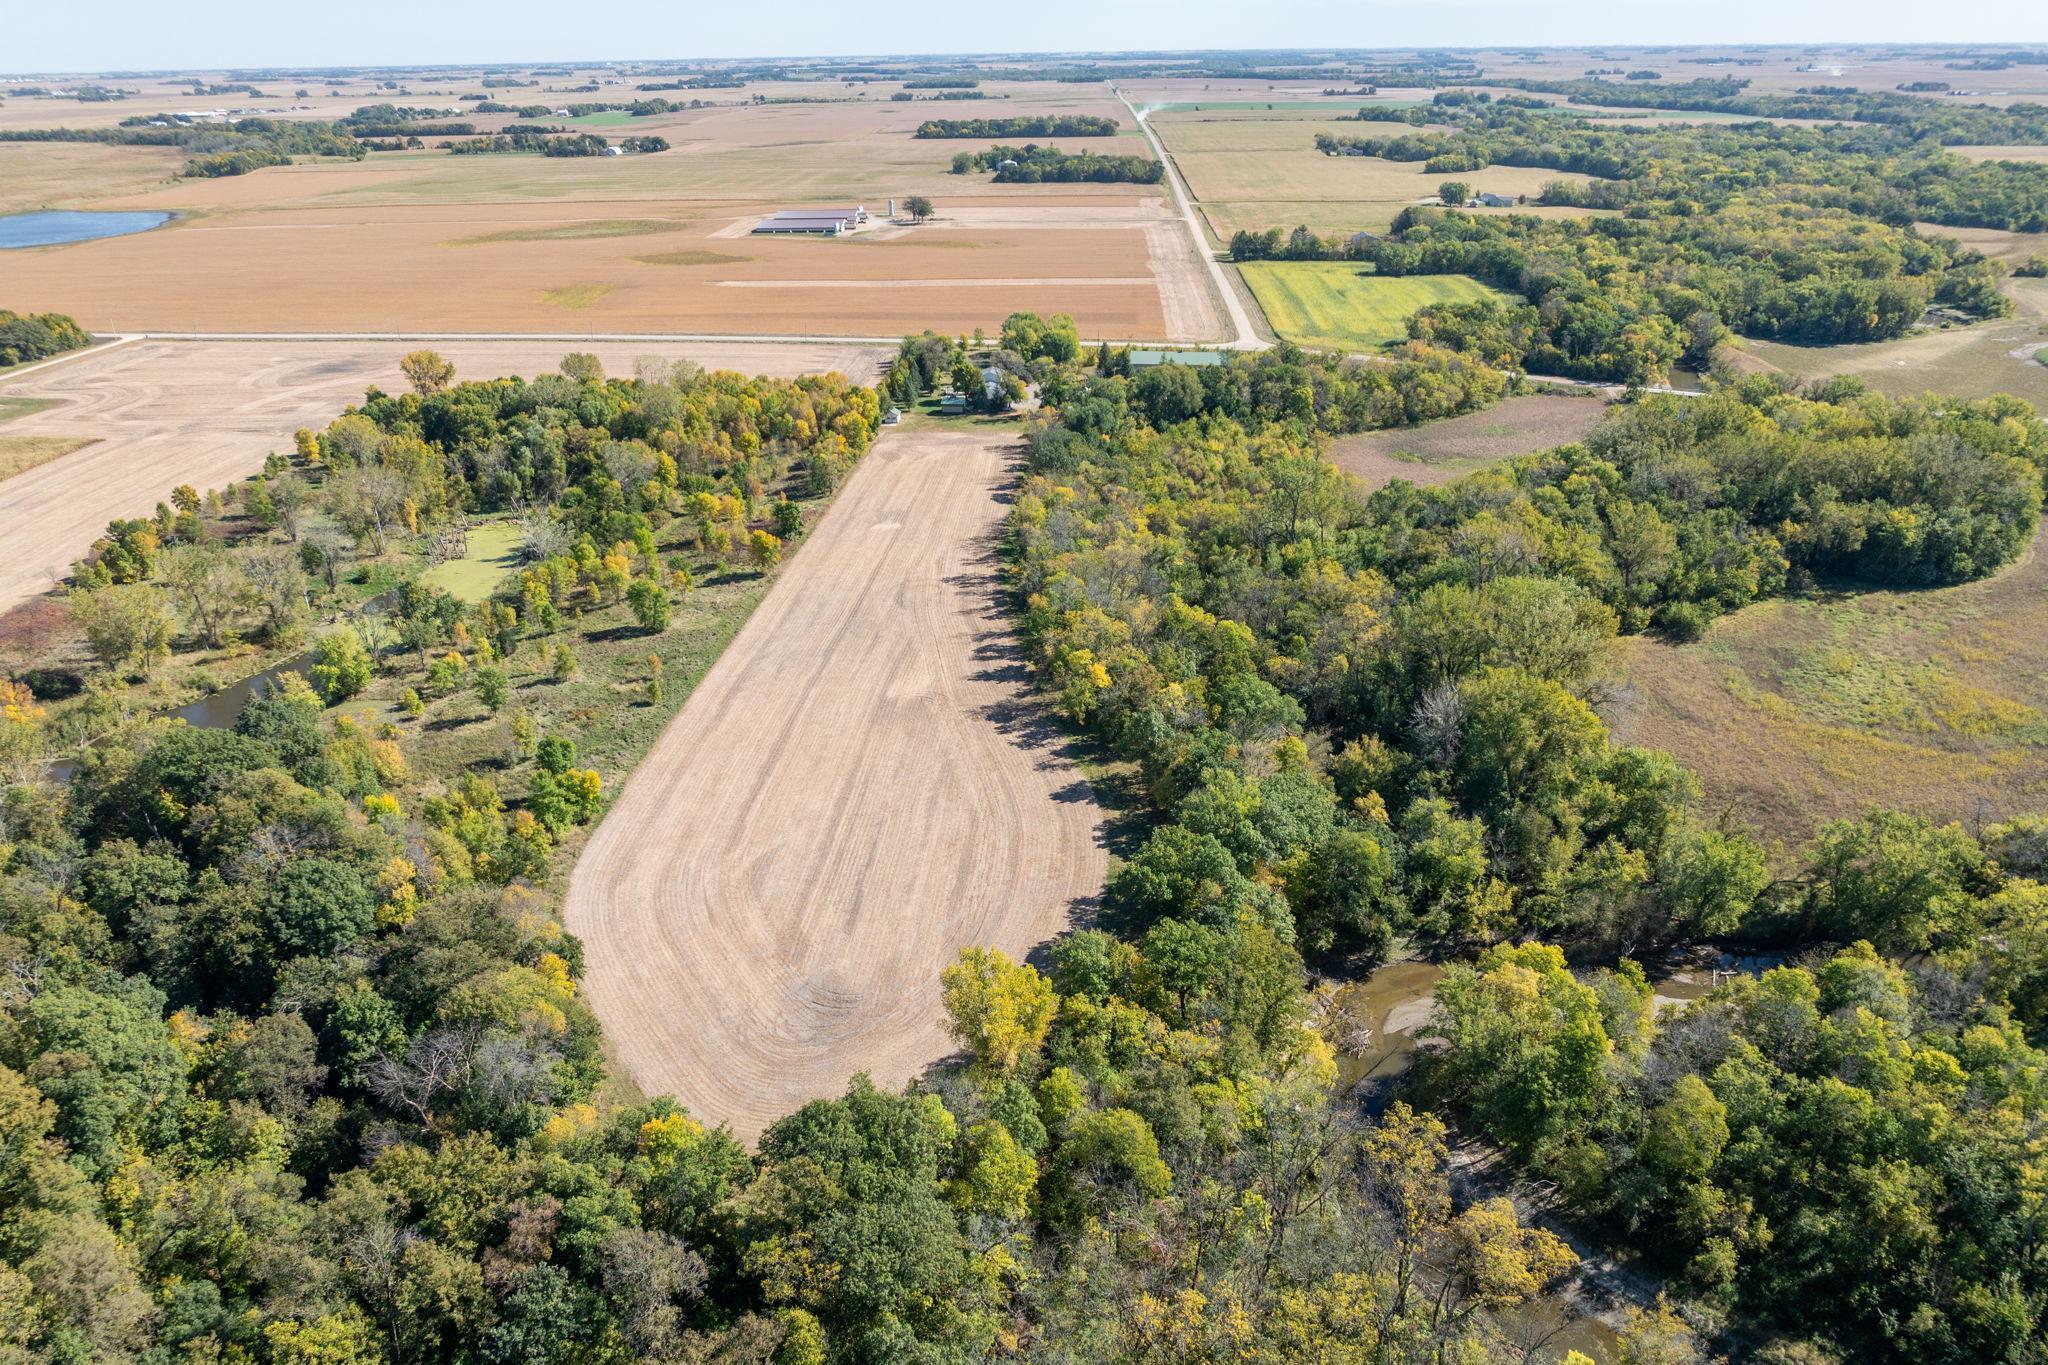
1128 349 1229 368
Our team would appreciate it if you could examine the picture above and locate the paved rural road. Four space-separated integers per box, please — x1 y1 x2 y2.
1118 90 1265 350
565 425 1107 1141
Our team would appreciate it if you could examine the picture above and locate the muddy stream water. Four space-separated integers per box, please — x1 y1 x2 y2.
1323 953 1779 1360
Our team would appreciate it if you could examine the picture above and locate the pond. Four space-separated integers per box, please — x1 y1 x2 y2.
0 209 172 249
174 654 314 730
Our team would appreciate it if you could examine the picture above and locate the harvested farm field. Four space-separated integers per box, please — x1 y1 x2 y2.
1148 108 1603 239
1328 394 1608 488
565 424 1108 1141
0 90 1215 341
0 200 1182 338
0 337 884 615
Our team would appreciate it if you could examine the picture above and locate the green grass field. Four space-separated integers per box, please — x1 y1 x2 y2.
0 396 59 425
565 110 638 126
1238 263 1507 350
418 521 523 603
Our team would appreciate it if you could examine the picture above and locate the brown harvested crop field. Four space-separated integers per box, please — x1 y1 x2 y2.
1148 109 1603 240
1328 393 1608 488
565 424 1107 1140
0 337 883 615
0 89 1219 341
1608 521 2048 855
0 142 184 214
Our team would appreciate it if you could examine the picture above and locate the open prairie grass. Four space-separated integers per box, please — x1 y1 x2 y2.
1609 522 2048 854
0 435 92 483
1741 278 2048 407
1328 394 1608 487
1240 263 1506 350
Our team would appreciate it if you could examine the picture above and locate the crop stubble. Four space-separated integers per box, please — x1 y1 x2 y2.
564 426 1108 1140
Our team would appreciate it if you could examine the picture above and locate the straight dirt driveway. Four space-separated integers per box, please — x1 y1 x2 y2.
0 337 884 615
564 424 1108 1140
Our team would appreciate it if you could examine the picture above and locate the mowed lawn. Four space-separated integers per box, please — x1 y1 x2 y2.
1240 263 1507 350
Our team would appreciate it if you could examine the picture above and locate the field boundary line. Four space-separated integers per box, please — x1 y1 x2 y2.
0 334 144 387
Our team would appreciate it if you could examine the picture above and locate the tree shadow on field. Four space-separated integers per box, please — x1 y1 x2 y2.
945 521 1154 867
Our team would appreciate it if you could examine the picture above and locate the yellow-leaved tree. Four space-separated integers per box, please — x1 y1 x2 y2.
940 947 1057 1080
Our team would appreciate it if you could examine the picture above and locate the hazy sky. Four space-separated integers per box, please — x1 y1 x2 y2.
7 0 2044 74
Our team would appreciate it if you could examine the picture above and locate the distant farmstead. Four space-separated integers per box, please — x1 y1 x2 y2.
752 205 871 236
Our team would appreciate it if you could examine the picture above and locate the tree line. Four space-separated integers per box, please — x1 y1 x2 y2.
913 115 1118 139
948 143 1163 184
0 309 91 368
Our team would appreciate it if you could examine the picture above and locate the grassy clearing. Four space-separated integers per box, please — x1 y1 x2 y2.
1328 394 1608 488
1741 277 2048 408
632 249 753 266
0 396 59 425
539 283 617 309
418 521 524 603
0 435 92 483
1240 263 1506 350
1609 521 2048 854
444 218 693 246
563 110 638 126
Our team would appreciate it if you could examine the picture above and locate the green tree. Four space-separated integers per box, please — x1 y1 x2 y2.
309 630 374 704
626 579 670 633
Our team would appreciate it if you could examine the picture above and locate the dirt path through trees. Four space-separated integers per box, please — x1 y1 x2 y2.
564 425 1107 1140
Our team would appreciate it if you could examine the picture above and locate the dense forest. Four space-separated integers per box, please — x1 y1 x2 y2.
0 309 92 368
1008 345 2048 1359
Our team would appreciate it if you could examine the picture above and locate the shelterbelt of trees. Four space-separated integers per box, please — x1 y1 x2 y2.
912 114 1118 138
1013 348 2048 1358
1318 91 2048 232
948 143 1164 184
0 309 90 368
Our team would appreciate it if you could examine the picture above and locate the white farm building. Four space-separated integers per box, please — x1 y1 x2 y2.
752 206 870 236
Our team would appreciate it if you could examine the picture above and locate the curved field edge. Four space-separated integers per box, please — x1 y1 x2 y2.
564 425 1108 1141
